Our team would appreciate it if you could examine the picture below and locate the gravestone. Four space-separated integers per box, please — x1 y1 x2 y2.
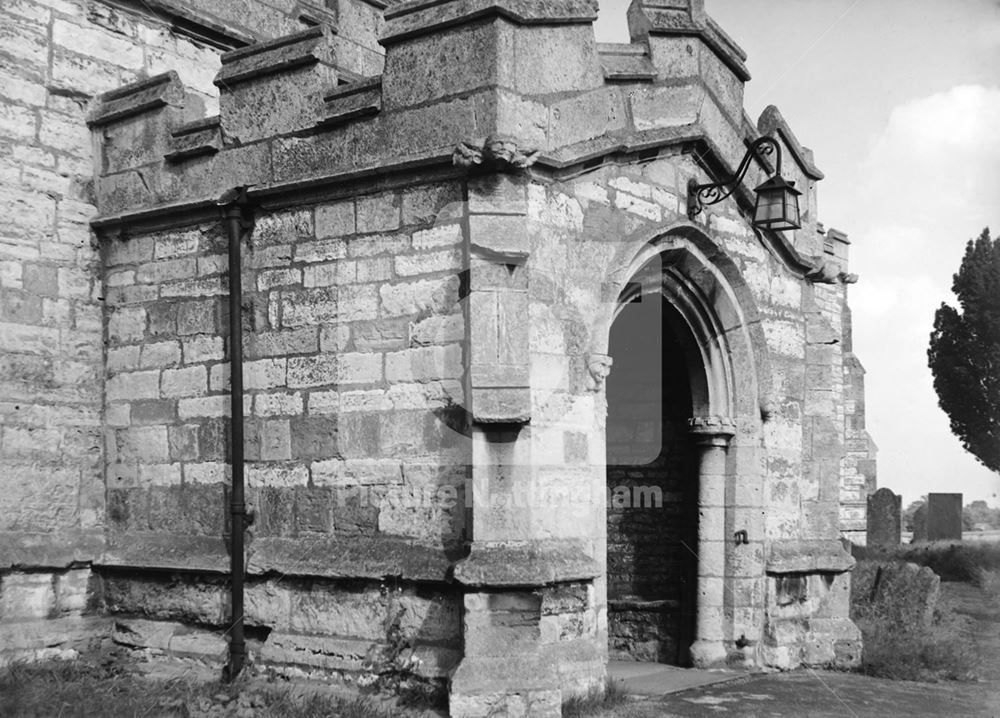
911 503 927 542
927 493 963 541
866 488 901 549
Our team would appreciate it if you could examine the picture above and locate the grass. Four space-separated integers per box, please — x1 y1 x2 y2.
853 539 1000 583
562 680 629 718
973 566 1000 598
849 546 990 683
852 591 979 682
0 657 398 718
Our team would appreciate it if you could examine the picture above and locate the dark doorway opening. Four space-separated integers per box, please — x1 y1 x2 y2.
606 293 698 665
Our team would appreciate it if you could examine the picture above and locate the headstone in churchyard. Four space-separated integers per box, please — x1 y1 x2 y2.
911 503 927 543
866 487 901 549
927 493 963 541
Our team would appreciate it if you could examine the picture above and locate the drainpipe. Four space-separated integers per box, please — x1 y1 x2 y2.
219 187 252 681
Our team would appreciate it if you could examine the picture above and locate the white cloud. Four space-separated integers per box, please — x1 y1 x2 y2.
857 85 1000 234
849 85 1000 506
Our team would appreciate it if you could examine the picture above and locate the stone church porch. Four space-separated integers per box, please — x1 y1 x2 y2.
0 0 876 715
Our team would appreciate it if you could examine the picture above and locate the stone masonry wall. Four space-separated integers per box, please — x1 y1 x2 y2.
100 182 470 676
0 0 224 656
0 0 386 660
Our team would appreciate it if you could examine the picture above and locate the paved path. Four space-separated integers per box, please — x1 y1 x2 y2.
613 582 1000 718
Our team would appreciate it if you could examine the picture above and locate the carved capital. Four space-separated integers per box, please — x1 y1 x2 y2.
688 416 736 445
586 353 613 392
452 135 540 173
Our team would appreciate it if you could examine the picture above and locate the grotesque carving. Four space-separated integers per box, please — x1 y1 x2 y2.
586 354 613 391
806 259 859 285
452 135 540 172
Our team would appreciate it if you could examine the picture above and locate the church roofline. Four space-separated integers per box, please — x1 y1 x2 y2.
757 105 825 181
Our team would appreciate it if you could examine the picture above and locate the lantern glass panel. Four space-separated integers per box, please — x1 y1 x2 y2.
753 180 801 231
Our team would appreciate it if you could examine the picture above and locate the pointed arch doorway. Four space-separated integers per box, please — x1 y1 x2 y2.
606 290 700 665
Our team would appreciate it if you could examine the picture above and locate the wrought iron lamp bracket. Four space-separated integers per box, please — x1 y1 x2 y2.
687 136 783 220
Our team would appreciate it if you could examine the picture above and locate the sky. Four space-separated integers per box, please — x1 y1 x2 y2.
594 0 1000 507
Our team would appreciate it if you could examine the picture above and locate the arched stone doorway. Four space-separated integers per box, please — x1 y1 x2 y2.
596 226 762 668
606 293 699 665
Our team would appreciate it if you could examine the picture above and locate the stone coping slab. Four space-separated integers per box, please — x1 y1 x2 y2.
0 529 105 569
454 539 601 587
247 536 464 582
216 26 332 87
758 105 825 180
88 72 185 127
765 540 855 575
381 0 599 44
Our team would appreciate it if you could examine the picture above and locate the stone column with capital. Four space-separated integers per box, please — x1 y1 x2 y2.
687 416 735 667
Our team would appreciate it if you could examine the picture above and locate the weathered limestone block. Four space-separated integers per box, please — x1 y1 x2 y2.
216 27 339 144
166 116 223 162
321 77 382 127
450 655 561 718
89 72 203 175
627 0 748 122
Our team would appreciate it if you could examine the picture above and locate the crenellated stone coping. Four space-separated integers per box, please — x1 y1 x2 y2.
454 540 602 587
165 115 223 162
758 105 825 180
88 71 186 127
826 227 850 246
294 0 338 27
629 1 750 82
89 124 820 280
215 26 335 87
320 77 383 127
598 43 657 82
381 0 599 44
765 540 856 575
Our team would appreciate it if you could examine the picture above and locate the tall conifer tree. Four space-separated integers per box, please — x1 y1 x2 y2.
928 228 1000 473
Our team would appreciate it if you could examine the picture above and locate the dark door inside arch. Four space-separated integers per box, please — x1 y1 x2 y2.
606 293 699 666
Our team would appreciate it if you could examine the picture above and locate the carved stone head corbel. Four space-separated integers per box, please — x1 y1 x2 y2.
452 134 540 173
586 354 613 392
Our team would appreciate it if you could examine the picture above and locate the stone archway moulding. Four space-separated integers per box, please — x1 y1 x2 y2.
596 222 768 666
